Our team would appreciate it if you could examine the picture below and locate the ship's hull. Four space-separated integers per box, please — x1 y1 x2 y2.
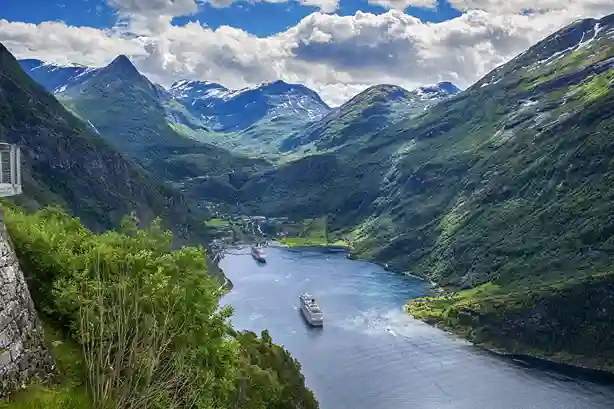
251 252 266 263
300 304 324 327
251 247 266 263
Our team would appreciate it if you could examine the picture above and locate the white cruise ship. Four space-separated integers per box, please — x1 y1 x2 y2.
251 245 266 262
299 293 324 326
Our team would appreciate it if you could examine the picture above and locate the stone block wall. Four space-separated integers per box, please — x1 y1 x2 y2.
0 209 54 396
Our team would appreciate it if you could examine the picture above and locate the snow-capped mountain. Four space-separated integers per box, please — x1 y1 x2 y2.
18 54 459 156
415 81 461 99
19 55 152 96
19 58 99 94
168 79 332 132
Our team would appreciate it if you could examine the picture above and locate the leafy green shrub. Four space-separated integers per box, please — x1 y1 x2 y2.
3 206 318 409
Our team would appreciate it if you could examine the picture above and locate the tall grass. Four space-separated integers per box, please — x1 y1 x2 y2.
78 258 200 409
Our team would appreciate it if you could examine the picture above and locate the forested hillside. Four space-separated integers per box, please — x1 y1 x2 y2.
238 14 614 369
0 43 205 238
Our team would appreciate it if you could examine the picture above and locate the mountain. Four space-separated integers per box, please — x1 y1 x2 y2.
18 59 98 94
240 14 614 369
169 79 331 132
167 79 332 155
20 55 271 204
0 43 207 238
236 81 460 220
280 82 460 154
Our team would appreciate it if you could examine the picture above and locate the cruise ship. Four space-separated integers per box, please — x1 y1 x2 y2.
251 244 266 263
299 293 324 326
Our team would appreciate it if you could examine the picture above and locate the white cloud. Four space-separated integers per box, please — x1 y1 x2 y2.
107 0 201 17
210 0 340 13
367 0 436 12
0 20 145 66
446 0 614 14
1 2 614 107
109 0 339 17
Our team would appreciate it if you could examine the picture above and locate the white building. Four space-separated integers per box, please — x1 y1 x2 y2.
0 143 21 198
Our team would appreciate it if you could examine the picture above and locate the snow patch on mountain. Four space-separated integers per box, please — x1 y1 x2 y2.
168 79 332 132
19 59 100 94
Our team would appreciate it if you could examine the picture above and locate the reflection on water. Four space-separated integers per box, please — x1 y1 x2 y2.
220 247 614 409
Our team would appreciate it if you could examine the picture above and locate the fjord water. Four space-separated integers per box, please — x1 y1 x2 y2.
220 246 614 409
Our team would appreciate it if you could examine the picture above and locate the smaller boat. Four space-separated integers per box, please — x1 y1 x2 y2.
299 293 324 327
251 244 266 263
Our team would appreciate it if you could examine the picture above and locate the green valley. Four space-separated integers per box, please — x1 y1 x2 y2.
234 15 614 370
4 8 614 403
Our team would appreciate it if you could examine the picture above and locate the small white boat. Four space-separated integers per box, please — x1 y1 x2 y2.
299 293 324 326
251 245 266 263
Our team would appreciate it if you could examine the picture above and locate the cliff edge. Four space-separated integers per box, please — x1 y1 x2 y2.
0 208 54 396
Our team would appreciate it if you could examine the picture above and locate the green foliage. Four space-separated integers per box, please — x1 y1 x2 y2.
275 217 351 248
232 330 318 409
0 384 90 409
2 206 318 409
407 274 614 371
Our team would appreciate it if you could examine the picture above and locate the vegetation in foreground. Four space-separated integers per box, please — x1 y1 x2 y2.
1 205 318 409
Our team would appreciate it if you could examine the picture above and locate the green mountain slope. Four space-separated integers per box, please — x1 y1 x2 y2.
279 82 459 156
49 55 270 203
237 83 458 222
241 14 614 368
0 43 205 237
165 79 331 157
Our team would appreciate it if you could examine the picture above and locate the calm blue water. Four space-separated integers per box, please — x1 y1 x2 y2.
220 246 614 409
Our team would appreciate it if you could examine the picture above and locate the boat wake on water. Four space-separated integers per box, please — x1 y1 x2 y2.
339 308 438 338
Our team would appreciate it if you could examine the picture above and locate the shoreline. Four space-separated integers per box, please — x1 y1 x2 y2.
218 241 614 384
407 312 614 382
279 244 352 253
219 239 614 383
345 251 614 382
274 240 352 253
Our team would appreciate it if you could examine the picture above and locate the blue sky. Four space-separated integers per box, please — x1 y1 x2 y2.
2 0 462 36
1 0 613 105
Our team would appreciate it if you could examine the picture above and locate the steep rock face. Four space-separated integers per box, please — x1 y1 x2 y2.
0 210 54 396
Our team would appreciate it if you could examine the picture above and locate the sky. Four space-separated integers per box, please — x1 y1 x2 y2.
1 1 614 106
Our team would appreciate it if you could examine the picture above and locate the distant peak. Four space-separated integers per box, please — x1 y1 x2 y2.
369 84 408 92
105 54 139 76
252 79 292 91
112 54 132 64
420 82 461 95
18 58 43 64
171 79 222 87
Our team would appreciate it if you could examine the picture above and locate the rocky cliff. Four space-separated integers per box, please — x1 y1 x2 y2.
0 208 53 396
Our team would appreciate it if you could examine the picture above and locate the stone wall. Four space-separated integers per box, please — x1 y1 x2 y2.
0 209 54 396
